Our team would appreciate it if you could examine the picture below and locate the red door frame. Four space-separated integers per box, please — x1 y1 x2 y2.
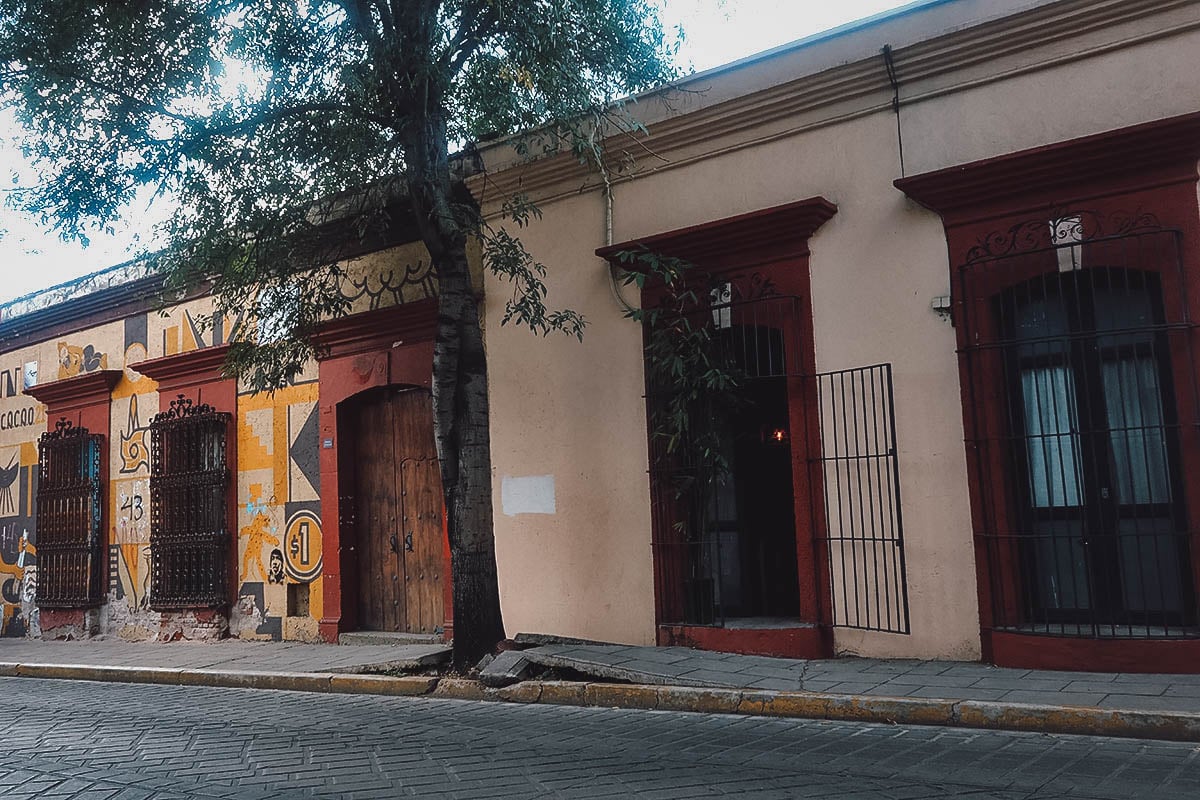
598 197 838 658
132 345 240 630
897 112 1200 672
311 300 454 643
24 369 123 634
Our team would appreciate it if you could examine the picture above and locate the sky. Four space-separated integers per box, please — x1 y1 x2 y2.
0 0 913 305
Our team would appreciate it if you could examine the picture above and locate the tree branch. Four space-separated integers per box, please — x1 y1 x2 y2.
445 0 499 77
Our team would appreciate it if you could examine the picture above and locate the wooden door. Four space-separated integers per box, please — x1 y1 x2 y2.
353 387 445 633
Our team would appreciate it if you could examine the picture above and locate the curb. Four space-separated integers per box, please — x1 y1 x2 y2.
3 661 1198 742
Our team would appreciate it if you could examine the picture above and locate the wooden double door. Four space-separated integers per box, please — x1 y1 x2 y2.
352 387 446 634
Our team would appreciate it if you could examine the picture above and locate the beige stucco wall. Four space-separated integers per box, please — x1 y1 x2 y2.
901 23 1200 174
481 0 1200 657
484 190 658 645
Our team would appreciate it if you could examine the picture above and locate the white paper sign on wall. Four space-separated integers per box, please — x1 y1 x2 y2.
501 475 556 516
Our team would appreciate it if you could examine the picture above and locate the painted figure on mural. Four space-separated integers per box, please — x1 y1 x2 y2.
240 513 281 583
19 564 36 605
0 529 35 634
267 549 285 584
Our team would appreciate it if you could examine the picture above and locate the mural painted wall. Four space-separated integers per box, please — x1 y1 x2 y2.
0 241 435 639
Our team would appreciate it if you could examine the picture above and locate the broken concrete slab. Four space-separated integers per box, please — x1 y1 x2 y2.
479 649 536 688
519 645 738 688
329 644 451 674
513 632 619 648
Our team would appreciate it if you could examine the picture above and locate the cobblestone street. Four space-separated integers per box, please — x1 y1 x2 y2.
1 678 1198 799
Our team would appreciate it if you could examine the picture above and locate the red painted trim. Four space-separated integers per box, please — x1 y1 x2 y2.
314 302 444 642
898 115 1200 673
596 196 838 271
137 353 239 627
988 630 1200 674
24 370 123 415
27 369 121 624
625 199 838 653
313 299 438 360
658 624 832 659
895 112 1200 216
131 344 232 395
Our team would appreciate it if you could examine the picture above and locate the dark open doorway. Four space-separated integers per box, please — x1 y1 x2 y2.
710 331 802 621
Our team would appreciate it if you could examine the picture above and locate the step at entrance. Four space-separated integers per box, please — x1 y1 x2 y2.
339 630 444 647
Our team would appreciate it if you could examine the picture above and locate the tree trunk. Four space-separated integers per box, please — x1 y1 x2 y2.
402 114 506 670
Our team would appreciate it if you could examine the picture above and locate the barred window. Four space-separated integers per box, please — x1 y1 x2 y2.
149 395 231 610
36 419 105 608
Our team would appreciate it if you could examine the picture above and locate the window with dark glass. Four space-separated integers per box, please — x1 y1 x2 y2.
36 419 105 608
959 221 1198 638
149 395 231 609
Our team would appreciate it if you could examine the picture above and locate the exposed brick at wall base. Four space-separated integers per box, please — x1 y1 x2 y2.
156 609 228 642
39 608 100 640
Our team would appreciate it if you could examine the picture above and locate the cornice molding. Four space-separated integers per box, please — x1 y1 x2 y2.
131 344 233 390
23 369 124 413
597 197 838 269
473 0 1197 205
0 275 181 355
894 111 1200 214
313 299 438 361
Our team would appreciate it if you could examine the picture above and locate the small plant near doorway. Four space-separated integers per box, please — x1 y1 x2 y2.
614 250 751 623
614 249 743 485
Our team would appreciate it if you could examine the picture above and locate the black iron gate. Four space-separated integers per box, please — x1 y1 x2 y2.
35 419 104 608
957 219 1200 638
149 395 231 610
645 292 910 634
809 364 911 634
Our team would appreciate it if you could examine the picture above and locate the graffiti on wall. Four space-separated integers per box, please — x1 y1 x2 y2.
160 308 246 357
0 452 18 516
240 505 281 583
0 255 437 639
283 508 322 582
0 444 38 636
57 342 108 380
341 259 436 309
119 395 150 474
234 383 323 641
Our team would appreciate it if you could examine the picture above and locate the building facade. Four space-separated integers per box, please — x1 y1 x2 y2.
473 0 1200 671
2 0 1199 672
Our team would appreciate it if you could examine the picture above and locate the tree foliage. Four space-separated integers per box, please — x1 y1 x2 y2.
1 0 679 665
617 249 742 491
2 0 675 380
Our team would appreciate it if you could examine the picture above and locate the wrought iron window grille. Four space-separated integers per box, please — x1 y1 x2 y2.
36 418 105 608
149 394 231 610
957 216 1200 639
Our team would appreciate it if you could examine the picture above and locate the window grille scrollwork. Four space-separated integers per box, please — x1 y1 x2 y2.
36 418 105 608
149 394 231 610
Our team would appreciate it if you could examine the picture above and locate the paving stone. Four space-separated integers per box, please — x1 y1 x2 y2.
998 690 1109 706
3 676 1194 797
1099 694 1196 711
1066 680 1166 695
969 676 1072 692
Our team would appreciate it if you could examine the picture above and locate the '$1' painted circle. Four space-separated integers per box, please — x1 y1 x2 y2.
284 509 323 582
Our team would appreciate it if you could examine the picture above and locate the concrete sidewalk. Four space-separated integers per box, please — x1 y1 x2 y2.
3 637 1200 742
516 642 1200 714
0 637 450 673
